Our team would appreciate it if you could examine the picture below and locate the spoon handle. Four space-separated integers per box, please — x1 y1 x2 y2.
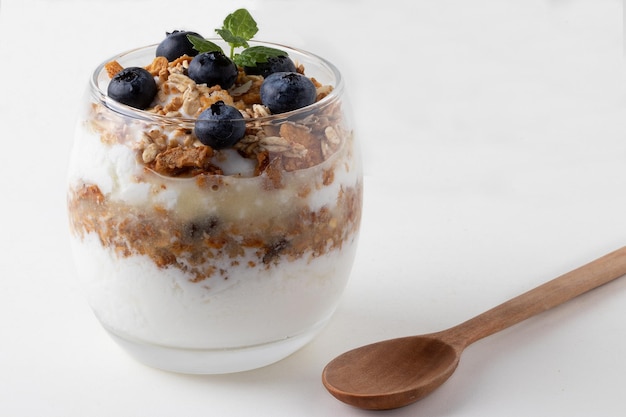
444 246 626 349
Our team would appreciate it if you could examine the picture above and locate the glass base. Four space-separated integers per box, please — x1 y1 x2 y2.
102 321 328 374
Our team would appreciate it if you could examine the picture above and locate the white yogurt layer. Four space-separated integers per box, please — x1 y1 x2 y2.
71 231 358 348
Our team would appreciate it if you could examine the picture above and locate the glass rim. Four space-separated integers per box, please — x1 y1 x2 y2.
89 39 344 125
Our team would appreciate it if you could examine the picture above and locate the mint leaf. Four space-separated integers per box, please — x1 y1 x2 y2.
234 46 287 67
187 35 223 54
223 8 258 42
215 28 249 50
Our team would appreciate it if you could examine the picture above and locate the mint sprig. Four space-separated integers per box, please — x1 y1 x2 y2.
217 8 258 52
187 8 287 68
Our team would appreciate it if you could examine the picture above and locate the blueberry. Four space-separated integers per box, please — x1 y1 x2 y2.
182 216 219 242
194 101 246 149
156 30 203 61
244 55 296 78
187 51 238 89
107 67 157 109
260 72 317 114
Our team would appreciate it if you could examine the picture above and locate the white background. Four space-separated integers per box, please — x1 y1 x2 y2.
1 0 625 415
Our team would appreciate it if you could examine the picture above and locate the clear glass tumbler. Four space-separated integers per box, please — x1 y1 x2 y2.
67 40 362 374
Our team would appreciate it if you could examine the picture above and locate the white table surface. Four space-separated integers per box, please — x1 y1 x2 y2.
1 0 625 415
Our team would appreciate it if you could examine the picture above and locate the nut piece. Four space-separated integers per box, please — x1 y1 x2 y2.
142 143 160 163
153 146 219 176
144 56 169 81
104 61 124 78
258 136 307 158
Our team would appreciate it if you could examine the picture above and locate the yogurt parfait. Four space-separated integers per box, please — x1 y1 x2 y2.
67 9 362 374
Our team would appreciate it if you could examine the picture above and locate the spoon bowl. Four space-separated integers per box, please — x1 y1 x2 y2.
322 247 626 410
323 336 460 410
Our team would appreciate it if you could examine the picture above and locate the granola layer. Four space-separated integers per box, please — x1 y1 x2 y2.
68 175 362 283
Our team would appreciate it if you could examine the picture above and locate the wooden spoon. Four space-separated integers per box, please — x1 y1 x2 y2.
322 247 626 410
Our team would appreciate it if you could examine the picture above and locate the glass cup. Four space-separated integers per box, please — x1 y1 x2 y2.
67 40 362 374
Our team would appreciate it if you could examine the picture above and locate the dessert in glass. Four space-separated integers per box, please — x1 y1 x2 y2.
66 11 362 374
